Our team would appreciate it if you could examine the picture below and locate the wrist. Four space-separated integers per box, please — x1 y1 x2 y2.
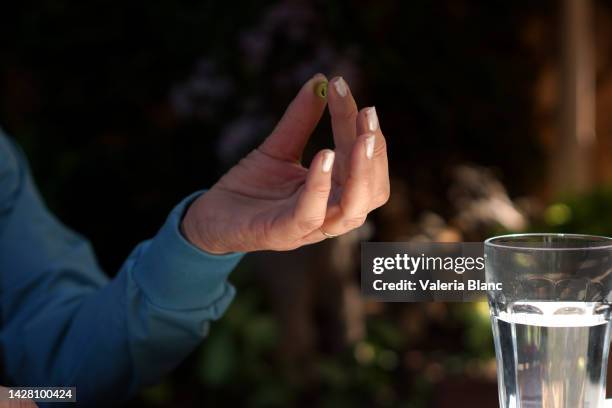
181 195 232 255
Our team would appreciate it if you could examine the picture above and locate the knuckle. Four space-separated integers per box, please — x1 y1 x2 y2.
369 187 390 211
308 182 331 196
297 217 324 232
342 215 367 230
347 173 371 191
335 105 358 122
377 186 391 206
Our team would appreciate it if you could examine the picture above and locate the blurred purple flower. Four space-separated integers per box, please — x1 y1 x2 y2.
169 59 234 118
217 113 274 164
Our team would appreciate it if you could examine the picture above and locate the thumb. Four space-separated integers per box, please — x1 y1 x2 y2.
259 73 328 162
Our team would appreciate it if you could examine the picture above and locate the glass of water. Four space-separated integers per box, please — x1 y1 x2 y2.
485 234 612 408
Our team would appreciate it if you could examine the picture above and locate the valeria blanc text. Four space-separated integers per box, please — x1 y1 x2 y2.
372 279 503 291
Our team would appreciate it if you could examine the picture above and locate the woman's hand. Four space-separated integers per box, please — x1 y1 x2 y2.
182 73 390 253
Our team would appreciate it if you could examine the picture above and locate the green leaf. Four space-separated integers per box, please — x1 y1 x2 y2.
198 328 236 386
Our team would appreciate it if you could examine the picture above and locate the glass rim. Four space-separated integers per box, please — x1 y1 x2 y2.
484 233 612 251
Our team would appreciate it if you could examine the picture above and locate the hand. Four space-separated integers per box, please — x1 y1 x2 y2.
182 73 390 253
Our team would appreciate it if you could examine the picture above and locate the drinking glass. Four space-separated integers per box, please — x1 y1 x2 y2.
485 234 612 408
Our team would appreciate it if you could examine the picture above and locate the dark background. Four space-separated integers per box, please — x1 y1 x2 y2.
2 1 611 406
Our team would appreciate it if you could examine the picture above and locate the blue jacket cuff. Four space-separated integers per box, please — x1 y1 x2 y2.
132 191 243 310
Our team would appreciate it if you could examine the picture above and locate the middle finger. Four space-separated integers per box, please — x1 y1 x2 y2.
328 76 358 181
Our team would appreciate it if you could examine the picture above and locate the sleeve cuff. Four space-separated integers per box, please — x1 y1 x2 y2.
132 191 244 310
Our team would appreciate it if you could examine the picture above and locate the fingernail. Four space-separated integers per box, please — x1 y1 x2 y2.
365 134 375 159
366 106 378 132
315 80 328 99
322 150 335 172
333 77 348 97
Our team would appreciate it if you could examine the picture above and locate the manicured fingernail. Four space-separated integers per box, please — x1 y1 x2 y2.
366 107 378 132
365 134 375 159
333 77 348 97
315 80 328 99
322 150 335 172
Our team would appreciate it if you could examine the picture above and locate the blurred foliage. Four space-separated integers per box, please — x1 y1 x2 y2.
134 265 498 407
538 187 612 236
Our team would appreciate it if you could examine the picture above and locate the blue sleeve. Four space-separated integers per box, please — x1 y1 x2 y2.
0 133 243 405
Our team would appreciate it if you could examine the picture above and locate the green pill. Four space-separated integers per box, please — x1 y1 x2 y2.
315 81 328 99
